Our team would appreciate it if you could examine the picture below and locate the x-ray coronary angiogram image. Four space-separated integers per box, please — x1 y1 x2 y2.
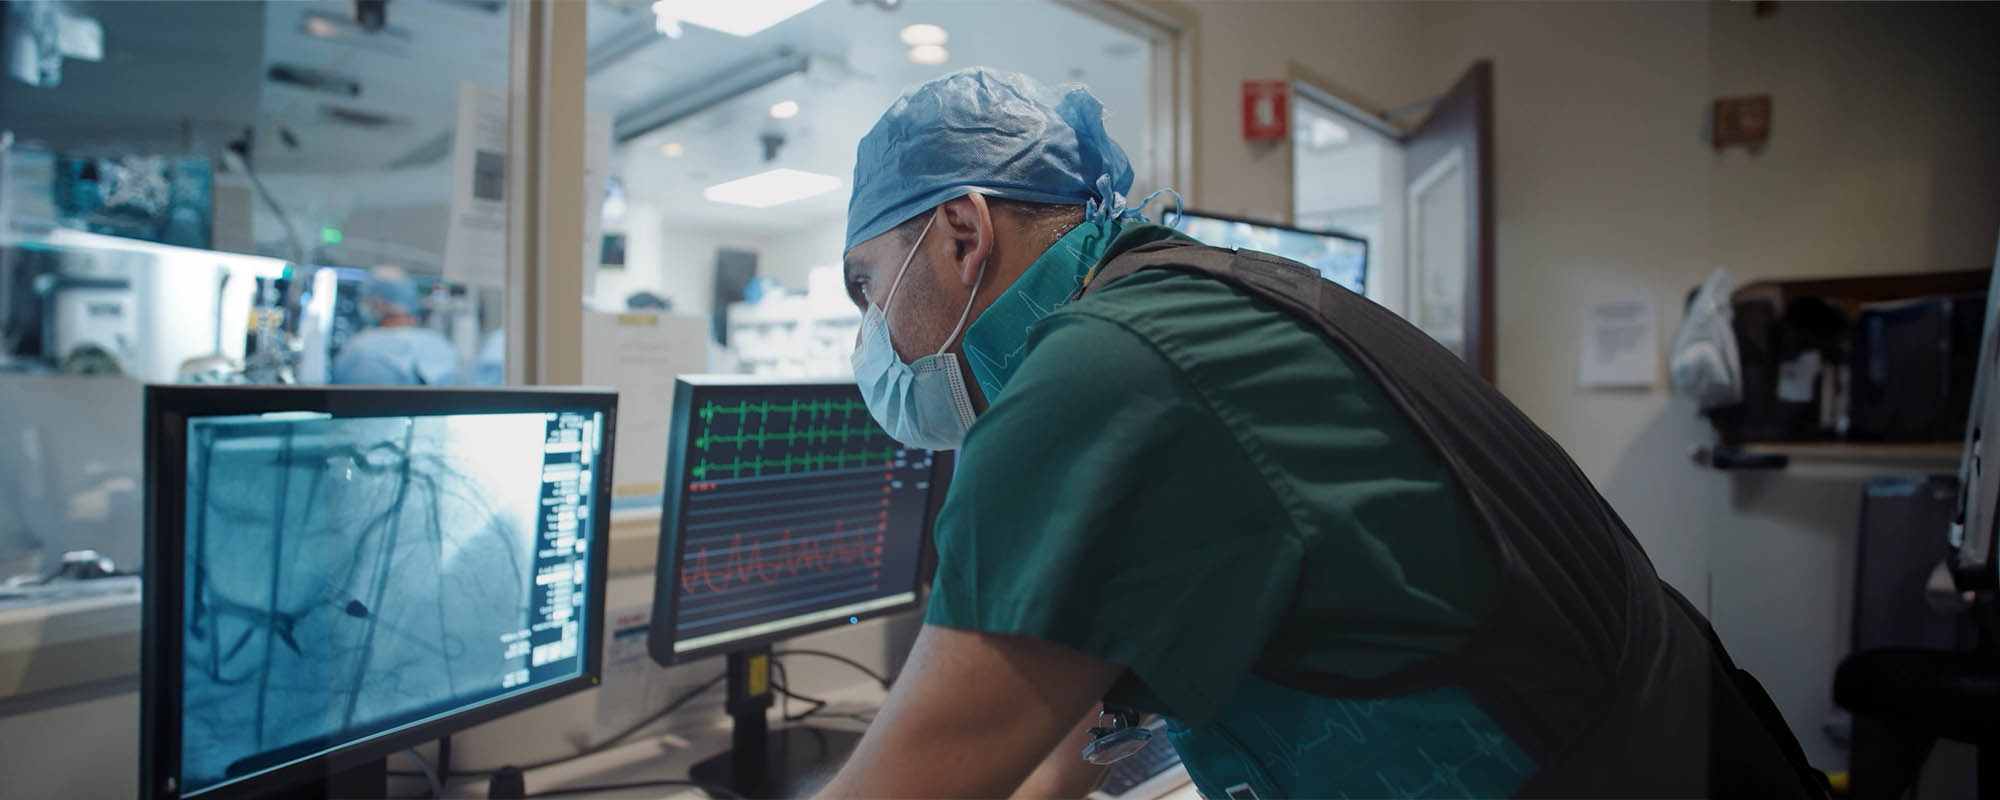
178 411 587 792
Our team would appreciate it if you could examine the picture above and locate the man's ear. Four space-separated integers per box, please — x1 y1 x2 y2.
937 193 995 288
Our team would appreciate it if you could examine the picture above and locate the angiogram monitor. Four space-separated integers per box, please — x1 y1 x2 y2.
142 386 617 800
1175 211 1369 294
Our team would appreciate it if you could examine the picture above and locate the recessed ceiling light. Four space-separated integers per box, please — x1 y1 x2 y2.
659 142 685 158
303 15 343 38
908 44 949 66
900 23 947 47
769 100 800 120
652 0 823 38
703 168 841 208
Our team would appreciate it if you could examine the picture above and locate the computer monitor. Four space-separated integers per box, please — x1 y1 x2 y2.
141 386 617 800
649 376 943 796
1174 211 1369 294
649 377 938 664
1951 240 2000 589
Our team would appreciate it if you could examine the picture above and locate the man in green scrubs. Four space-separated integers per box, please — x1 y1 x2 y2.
820 68 1821 798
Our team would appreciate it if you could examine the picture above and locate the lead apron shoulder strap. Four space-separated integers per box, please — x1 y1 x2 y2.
1075 241 1827 798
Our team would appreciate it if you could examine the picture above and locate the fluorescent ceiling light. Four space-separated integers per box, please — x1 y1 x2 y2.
704 168 841 208
659 141 685 158
908 45 949 66
769 100 800 120
651 0 823 38
900 24 947 47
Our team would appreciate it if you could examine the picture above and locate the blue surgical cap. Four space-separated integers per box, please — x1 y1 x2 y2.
845 67 1136 253
361 270 421 315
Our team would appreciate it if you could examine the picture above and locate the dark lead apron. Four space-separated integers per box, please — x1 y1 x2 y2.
1078 241 1827 798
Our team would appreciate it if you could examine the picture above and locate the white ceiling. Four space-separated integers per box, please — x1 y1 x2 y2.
587 0 1153 238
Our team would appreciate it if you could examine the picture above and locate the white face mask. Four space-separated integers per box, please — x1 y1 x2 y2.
851 213 983 451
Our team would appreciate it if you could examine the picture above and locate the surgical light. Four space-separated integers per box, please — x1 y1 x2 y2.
908 44 948 66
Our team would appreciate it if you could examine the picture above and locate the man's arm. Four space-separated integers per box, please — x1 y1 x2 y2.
1012 709 1112 799
815 624 1122 798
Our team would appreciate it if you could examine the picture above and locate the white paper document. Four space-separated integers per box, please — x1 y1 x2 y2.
1579 294 1660 389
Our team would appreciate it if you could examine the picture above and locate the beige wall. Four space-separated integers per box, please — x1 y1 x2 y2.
1703 0 2000 769
1164 0 1718 597
1420 0 1718 606
1164 0 2000 769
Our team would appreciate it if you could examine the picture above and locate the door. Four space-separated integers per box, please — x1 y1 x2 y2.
1401 61 1495 381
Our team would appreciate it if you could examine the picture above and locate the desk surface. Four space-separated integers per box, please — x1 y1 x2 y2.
461 682 1192 800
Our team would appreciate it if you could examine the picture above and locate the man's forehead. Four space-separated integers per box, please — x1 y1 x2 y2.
843 234 898 276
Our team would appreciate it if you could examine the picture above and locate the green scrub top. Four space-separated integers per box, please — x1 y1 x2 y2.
925 225 1535 797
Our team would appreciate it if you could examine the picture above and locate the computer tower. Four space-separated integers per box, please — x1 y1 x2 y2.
1854 475 1973 653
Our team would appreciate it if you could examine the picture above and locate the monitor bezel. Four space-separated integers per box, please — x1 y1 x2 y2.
649 376 940 666
1175 209 1371 293
1952 245 2000 590
141 386 619 800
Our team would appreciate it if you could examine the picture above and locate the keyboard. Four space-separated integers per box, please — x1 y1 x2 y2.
1094 720 1184 799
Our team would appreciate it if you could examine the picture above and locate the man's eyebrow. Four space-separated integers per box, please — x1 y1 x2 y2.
842 257 860 286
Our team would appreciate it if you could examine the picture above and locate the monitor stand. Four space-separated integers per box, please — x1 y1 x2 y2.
688 646 863 798
295 756 387 799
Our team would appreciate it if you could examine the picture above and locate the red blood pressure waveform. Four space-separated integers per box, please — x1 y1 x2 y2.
681 519 888 595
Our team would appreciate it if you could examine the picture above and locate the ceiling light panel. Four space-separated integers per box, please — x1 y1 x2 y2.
900 24 947 47
652 0 823 38
703 168 841 208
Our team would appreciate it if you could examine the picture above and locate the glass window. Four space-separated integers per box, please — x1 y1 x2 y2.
577 0 1160 518
1 0 516 593
581 0 1157 378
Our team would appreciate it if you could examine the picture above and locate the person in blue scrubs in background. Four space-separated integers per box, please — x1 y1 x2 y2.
330 267 458 386
815 68 1825 799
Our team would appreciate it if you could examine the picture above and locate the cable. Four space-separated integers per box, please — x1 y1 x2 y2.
389 672 726 780
529 779 742 798
436 735 451 795
770 661 827 723
400 748 442 799
772 649 893 688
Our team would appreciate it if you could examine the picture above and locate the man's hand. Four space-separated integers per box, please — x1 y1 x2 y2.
814 624 1123 798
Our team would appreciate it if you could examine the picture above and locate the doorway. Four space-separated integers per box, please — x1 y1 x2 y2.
1292 62 1495 380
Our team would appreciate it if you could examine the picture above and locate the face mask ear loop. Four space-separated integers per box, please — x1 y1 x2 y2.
935 257 988 357
878 212 937 313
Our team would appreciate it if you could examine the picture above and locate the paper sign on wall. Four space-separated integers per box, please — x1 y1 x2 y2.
442 82 509 288
1579 294 1660 389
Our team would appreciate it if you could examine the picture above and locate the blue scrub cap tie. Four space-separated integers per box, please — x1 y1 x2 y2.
845 67 1175 253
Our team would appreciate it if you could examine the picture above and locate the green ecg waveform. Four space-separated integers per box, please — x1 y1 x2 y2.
691 448 898 480
697 398 871 426
691 397 895 479
694 425 880 451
